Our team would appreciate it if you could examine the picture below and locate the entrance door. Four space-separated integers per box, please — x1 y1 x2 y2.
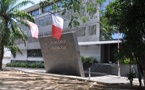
101 44 109 63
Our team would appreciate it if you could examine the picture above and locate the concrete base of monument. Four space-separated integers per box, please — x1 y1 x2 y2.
39 31 84 77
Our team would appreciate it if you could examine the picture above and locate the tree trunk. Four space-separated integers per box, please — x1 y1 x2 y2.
130 79 133 87
137 64 142 86
143 70 145 86
0 45 4 70
136 57 143 87
140 56 145 86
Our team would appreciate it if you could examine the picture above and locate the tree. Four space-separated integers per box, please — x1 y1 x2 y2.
0 0 34 69
39 0 106 27
100 15 116 40
105 0 145 86
39 0 115 40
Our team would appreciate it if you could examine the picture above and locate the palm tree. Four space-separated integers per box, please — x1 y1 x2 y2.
100 16 117 40
0 0 34 69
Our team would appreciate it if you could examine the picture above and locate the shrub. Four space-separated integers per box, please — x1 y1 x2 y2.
120 58 136 64
127 71 136 86
29 63 36 68
81 56 97 70
6 61 44 68
81 56 87 63
81 56 97 64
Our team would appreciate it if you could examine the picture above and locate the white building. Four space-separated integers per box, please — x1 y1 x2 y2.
12 1 119 63
3 48 11 64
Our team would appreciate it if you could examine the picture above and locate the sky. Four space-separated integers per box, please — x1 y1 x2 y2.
101 0 112 10
19 0 43 10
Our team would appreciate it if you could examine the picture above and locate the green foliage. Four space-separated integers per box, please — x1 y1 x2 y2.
113 48 137 64
127 71 136 81
119 58 136 64
100 15 117 40
0 0 34 69
105 0 145 66
39 0 106 28
105 1 145 85
127 70 136 86
6 61 44 68
81 16 88 23
81 56 97 64
105 0 145 57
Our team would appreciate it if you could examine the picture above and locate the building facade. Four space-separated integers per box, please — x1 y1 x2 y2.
12 1 119 63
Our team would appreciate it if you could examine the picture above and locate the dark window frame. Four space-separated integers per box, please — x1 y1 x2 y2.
27 49 42 57
31 9 39 16
89 25 96 35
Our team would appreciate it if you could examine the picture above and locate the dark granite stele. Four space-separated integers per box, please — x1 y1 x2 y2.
39 31 84 77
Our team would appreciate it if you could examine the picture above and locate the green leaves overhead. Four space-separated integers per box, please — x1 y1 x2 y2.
100 16 115 40
39 0 106 28
81 16 88 23
11 10 34 22
86 1 97 14
7 0 34 13
96 0 106 3
69 16 80 28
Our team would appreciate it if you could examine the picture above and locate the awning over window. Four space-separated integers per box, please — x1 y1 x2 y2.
78 40 121 46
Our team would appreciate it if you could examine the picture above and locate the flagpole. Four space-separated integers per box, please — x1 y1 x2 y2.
118 31 121 77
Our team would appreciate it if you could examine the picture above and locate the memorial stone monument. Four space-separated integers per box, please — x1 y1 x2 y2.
39 31 84 77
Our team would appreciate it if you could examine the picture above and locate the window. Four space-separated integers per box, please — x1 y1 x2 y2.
76 27 86 37
31 9 39 16
27 49 42 57
44 5 52 12
89 25 96 35
39 20 43 26
39 17 52 26
44 2 62 12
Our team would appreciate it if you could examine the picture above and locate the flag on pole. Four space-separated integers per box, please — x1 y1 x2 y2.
27 20 39 39
52 15 64 40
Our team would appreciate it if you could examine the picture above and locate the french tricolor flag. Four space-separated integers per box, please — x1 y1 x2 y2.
52 15 64 40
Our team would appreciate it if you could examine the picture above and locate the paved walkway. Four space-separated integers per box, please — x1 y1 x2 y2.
90 75 136 85
7 67 140 85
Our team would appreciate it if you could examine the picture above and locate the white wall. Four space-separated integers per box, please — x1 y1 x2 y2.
3 50 11 64
16 44 27 49
27 57 43 61
79 45 101 62
27 42 40 49
11 49 43 62
12 50 27 61
2 58 11 64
